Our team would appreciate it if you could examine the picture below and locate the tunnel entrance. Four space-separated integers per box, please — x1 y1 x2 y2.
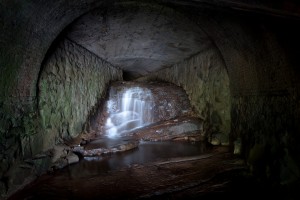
9 2 233 198
37 1 231 157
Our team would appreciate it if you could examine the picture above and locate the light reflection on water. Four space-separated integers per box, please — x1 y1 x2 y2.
66 141 208 179
9 141 210 200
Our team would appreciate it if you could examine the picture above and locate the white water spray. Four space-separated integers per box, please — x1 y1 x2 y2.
104 87 154 139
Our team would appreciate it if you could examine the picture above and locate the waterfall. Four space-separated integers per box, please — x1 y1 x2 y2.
104 86 154 138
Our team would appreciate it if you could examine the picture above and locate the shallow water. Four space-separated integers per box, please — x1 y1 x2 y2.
9 141 209 200
70 141 208 178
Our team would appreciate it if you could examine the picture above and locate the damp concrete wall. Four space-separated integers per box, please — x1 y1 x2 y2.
37 39 122 151
231 95 300 185
195 13 300 186
0 38 122 197
138 48 231 145
0 1 107 197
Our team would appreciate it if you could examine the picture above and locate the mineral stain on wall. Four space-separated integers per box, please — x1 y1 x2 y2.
38 39 122 151
138 47 231 145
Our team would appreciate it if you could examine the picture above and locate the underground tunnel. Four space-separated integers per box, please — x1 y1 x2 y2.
1 0 300 199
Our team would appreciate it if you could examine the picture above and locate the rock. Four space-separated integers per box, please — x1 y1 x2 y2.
51 144 70 163
234 139 241 155
116 141 139 152
210 138 221 146
80 139 88 145
66 152 79 165
0 181 7 199
32 153 48 159
210 133 228 146
32 156 52 175
50 144 79 170
130 116 204 142
73 141 139 157
51 159 68 170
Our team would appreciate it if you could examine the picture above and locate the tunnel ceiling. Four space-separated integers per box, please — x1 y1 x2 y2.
66 3 211 79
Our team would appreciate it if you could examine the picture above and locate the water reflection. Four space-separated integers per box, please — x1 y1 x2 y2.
66 141 207 179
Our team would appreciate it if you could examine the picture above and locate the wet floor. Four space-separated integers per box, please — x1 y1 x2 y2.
8 141 211 200
71 140 208 175
7 144 297 200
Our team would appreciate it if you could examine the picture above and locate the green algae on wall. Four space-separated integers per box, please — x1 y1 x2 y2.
38 39 122 151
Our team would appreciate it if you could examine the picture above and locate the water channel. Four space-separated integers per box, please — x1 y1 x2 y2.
9 82 210 199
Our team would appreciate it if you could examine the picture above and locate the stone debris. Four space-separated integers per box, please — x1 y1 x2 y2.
49 144 80 170
72 141 139 157
127 116 205 142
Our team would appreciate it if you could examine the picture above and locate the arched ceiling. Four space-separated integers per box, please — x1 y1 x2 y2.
2 0 300 98
66 3 211 79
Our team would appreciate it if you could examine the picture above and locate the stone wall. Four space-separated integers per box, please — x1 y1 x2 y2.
231 94 300 186
37 39 122 151
0 38 122 199
138 48 231 145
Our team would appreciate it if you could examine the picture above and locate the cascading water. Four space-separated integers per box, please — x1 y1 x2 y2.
104 86 154 139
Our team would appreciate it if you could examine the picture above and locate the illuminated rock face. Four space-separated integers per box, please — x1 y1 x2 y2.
101 81 192 138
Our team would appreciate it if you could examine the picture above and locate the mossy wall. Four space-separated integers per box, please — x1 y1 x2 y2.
0 2 107 191
138 48 231 144
38 39 122 151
